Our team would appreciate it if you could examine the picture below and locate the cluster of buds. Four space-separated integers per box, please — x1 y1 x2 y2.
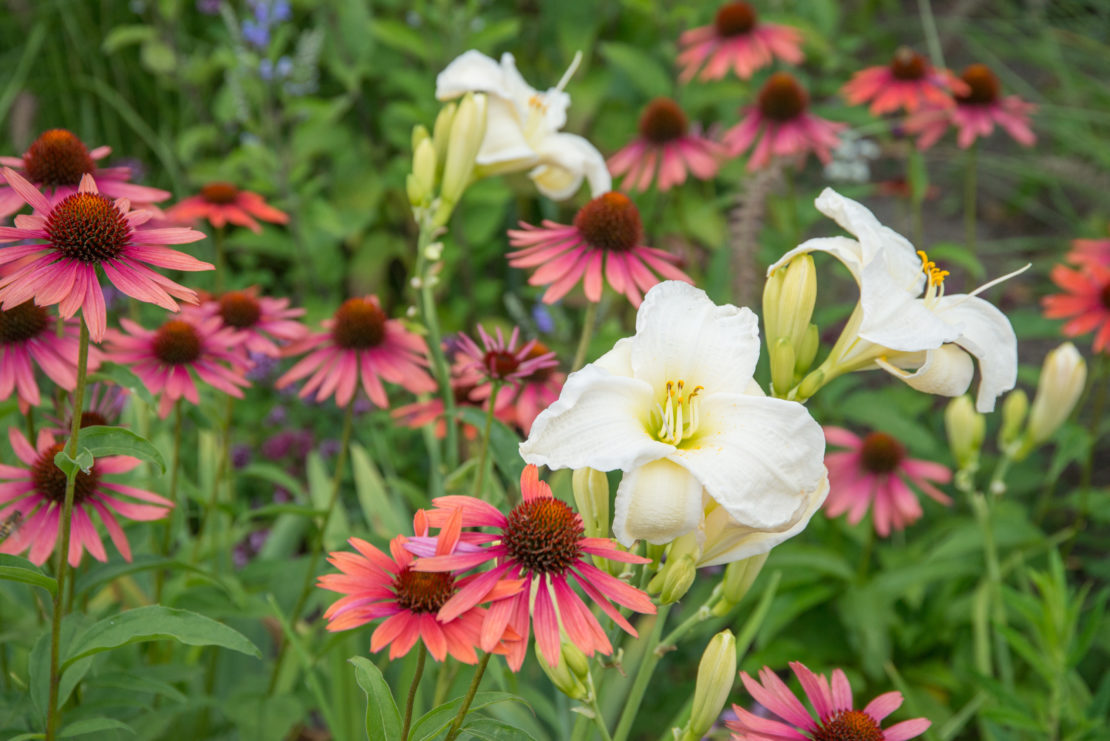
406 92 488 226
762 255 819 397
536 640 593 702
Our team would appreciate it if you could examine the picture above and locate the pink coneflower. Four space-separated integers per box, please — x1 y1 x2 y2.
192 286 307 358
44 382 128 436
104 315 250 418
507 192 692 306
1068 236 1110 268
0 129 170 220
318 512 523 663
726 661 931 741
842 47 967 115
677 2 804 83
0 300 101 410
823 427 951 537
0 168 209 343
504 341 565 435
1043 262 1110 353
723 72 846 171
608 98 723 192
455 325 558 409
276 296 435 408
167 182 289 233
0 427 173 567
905 64 1035 150
410 465 656 671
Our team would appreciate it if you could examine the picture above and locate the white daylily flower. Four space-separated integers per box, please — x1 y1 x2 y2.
436 50 611 201
770 188 1026 412
519 281 828 564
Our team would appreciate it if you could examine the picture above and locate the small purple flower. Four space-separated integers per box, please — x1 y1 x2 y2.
246 352 279 380
265 405 287 425
318 438 341 460
352 397 374 415
273 487 292 503
232 444 252 469
242 20 269 48
196 0 222 14
532 302 555 334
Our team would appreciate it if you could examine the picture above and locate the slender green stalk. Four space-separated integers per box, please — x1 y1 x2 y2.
916 0 946 68
44 321 90 741
969 490 1012 685
402 643 428 740
857 527 876 581
586 692 614 741
154 400 184 604
964 143 978 256
572 302 599 372
1075 355 1108 537
24 406 35 444
414 220 458 475
213 226 226 292
267 402 355 694
191 395 235 564
471 381 502 500
444 652 492 741
612 605 671 741
433 659 458 707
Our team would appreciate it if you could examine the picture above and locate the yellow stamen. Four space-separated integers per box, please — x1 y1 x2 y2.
656 380 704 445
917 249 949 288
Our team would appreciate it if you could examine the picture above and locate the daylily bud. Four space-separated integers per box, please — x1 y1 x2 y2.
1024 343 1087 453
405 174 424 209
659 554 696 605
535 642 588 700
998 389 1028 448
572 467 610 538
780 255 817 351
440 92 487 208
762 267 785 346
562 641 590 680
432 102 457 166
413 138 437 195
770 337 795 398
685 630 737 741
795 323 820 376
722 551 768 604
411 124 430 154
945 395 985 470
796 368 825 401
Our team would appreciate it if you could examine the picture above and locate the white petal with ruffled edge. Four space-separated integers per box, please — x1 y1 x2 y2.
436 50 511 100
934 293 1018 412
529 132 611 199
876 344 974 399
767 236 863 280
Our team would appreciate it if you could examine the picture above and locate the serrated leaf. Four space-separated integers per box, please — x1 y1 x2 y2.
349 656 401 741
77 426 166 473
62 606 261 670
0 554 57 597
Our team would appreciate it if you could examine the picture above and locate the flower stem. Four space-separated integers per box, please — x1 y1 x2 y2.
916 0 946 69
213 226 226 292
444 651 491 741
191 395 235 565
969 490 1012 685
1074 354 1108 540
572 302 599 372
44 320 90 741
612 604 672 741
472 382 502 500
402 643 427 740
587 692 614 741
154 400 184 604
964 142 978 256
268 401 355 695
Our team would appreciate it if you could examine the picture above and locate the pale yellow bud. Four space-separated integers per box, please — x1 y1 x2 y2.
780 255 817 351
432 102 456 166
440 92 487 207
659 554 697 605
770 337 795 398
998 389 1028 448
762 267 785 347
572 467 610 538
945 395 985 470
1025 343 1087 450
721 551 768 605
795 323 820 376
408 138 438 207
411 124 430 155
535 642 588 700
687 630 736 740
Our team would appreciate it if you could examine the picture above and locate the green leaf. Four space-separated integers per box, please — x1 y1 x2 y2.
410 692 528 741
60 717 135 737
598 42 671 98
54 448 94 477
348 656 401 741
307 451 348 550
350 443 406 539
0 554 58 597
239 462 308 501
457 408 525 487
77 426 166 473
101 24 156 53
62 606 261 670
460 717 539 740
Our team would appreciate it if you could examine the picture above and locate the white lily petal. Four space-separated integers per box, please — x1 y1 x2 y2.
934 294 1018 412
473 97 538 170
875 345 973 399
815 187 922 283
593 337 633 377
698 477 828 567
613 459 704 546
529 132 611 199
436 50 510 100
857 257 960 352
519 364 672 471
767 236 864 281
670 393 826 530
628 282 759 395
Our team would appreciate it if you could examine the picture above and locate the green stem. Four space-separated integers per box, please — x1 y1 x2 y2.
857 526 876 581
213 226 226 292
916 0 946 68
402 643 427 740
191 395 235 564
444 652 491 741
154 400 184 604
964 143 978 256
414 221 458 477
572 302 599 372
471 382 502 500
25 406 35 445
267 402 355 695
1075 355 1108 537
587 692 614 741
970 491 1012 685
432 659 458 707
45 320 90 741
612 605 672 741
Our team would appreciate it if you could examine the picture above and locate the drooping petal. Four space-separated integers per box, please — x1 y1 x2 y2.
932 293 1018 412
612 458 704 546
529 132 612 199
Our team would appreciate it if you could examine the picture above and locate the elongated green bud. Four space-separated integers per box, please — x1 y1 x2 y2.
686 630 737 740
432 102 456 167
998 389 1028 448
945 395 984 470
780 255 817 351
409 138 437 208
1024 343 1086 453
762 267 785 347
440 93 487 212
572 467 609 538
411 124 430 155
795 323 820 376
535 642 588 700
770 337 795 398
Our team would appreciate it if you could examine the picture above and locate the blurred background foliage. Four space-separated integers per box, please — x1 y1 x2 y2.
1 0 1109 739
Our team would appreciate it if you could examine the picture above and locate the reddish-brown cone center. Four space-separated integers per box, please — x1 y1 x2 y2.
392 564 456 613
22 129 96 187
45 192 131 264
32 442 101 504
0 301 50 344
218 291 263 329
79 411 109 428
522 342 556 383
957 64 1000 105
573 192 643 253
638 98 689 144
890 47 927 80
483 350 521 379
153 320 202 365
332 298 387 349
758 72 809 121
503 496 583 574
201 182 240 204
860 432 905 474
715 2 757 36
1101 282 1110 310
812 710 884 741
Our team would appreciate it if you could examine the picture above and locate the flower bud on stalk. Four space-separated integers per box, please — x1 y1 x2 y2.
945 395 985 471
1019 343 1087 459
763 256 817 395
438 93 488 220
432 102 457 171
408 137 438 208
648 532 700 603
536 642 589 700
771 337 795 398
795 323 820 376
572 467 609 538
998 389 1028 449
682 630 737 741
